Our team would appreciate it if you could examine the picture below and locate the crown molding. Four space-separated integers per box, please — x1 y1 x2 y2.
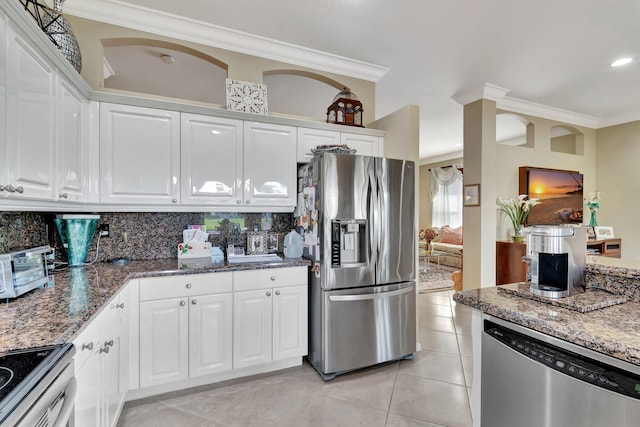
420 150 464 165
63 0 389 82
451 83 510 106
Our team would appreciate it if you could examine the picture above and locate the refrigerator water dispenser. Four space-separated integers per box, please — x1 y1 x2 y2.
331 219 368 267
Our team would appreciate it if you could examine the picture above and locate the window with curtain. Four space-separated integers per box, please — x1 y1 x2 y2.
431 165 463 228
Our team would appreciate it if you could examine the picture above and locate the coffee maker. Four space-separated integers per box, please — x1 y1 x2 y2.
529 225 587 299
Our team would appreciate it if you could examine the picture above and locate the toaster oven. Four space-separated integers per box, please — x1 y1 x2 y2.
0 246 54 299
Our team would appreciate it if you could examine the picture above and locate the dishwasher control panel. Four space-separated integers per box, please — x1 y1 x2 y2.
484 320 640 400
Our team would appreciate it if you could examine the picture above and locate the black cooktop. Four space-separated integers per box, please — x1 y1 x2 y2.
0 344 72 424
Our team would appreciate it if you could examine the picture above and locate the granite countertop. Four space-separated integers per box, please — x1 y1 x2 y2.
453 285 640 366
0 257 311 355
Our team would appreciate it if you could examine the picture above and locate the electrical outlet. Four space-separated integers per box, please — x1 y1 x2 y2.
99 224 110 238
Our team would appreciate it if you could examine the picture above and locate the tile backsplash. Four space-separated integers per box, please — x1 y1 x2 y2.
0 211 293 262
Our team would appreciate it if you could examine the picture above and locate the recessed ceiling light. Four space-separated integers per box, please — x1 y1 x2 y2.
611 57 632 67
161 54 175 64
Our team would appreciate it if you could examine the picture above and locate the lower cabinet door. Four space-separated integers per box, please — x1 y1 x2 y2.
188 293 233 378
74 346 100 426
273 285 308 361
139 298 189 388
103 331 123 427
233 289 272 369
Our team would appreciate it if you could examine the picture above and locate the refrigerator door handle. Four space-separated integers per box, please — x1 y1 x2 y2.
329 286 414 302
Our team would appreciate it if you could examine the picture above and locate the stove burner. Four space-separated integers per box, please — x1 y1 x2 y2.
0 368 13 392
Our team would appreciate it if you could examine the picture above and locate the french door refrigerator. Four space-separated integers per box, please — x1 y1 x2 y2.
296 153 416 380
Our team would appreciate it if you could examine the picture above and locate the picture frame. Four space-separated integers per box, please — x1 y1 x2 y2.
463 184 480 206
246 231 268 255
267 232 279 253
594 226 615 239
586 226 596 240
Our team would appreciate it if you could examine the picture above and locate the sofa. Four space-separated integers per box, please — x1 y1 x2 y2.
419 226 463 269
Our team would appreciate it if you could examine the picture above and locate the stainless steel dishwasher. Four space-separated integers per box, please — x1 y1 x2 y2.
482 316 640 427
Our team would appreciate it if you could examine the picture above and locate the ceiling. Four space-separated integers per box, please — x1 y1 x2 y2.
64 0 640 161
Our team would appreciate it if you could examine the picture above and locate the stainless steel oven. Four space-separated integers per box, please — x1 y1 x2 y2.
0 344 75 427
0 246 54 299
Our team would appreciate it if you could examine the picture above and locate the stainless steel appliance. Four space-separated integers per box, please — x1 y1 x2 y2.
0 344 76 426
482 316 640 427
296 153 416 380
0 246 54 299
530 225 587 298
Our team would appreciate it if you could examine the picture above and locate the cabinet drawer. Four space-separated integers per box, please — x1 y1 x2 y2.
233 267 307 292
139 272 232 301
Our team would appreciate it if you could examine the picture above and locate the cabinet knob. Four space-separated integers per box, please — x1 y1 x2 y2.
191 299 197 305
0 185 4 192
105 340 114 347
81 342 94 351
180 300 186 306
116 303 125 309
236 200 242 204
270 276 276 281
275 290 280 296
172 199 177 203
245 200 251 204
3 185 15 193
100 346 110 354
59 192 68 199
186 283 192 289
14 186 24 194
266 291 271 297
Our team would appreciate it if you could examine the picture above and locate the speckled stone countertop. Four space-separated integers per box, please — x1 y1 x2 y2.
454 259 640 366
0 257 311 355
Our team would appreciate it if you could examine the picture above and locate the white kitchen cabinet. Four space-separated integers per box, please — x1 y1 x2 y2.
180 113 243 206
233 267 308 369
138 273 233 388
243 121 297 208
188 293 234 377
99 103 180 205
0 13 6 193
73 284 129 427
2 22 56 200
139 297 189 388
56 78 89 203
340 133 381 157
296 127 340 163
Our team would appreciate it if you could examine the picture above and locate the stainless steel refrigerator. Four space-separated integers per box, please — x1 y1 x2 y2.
295 153 416 380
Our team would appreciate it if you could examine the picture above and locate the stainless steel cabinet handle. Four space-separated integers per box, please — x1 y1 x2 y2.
186 283 192 289
105 340 114 347
266 291 271 297
116 303 125 309
0 185 4 192
180 300 186 306
59 192 68 199
4 185 15 193
270 276 276 281
100 346 110 354
275 290 280 295
81 342 94 351
191 299 197 305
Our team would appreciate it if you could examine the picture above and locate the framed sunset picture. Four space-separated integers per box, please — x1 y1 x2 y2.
519 166 584 225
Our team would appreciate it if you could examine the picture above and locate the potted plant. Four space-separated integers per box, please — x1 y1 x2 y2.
497 195 541 242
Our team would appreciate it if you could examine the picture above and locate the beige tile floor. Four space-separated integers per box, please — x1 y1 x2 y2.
117 289 473 427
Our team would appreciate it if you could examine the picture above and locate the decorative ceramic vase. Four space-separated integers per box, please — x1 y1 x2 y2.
589 210 598 227
40 0 82 73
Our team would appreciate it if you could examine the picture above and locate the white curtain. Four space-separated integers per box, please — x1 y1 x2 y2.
431 165 463 227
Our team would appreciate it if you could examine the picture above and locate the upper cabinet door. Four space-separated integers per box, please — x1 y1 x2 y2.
0 13 6 193
243 122 296 208
181 114 243 206
3 24 56 200
296 128 340 163
340 133 380 157
56 79 88 203
100 103 180 205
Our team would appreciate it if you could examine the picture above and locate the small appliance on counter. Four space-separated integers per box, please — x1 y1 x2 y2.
529 225 587 299
54 214 100 267
0 246 54 299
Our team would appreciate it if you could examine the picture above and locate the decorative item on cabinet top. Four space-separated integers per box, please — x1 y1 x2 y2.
226 79 268 115
327 87 363 127
19 0 82 73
